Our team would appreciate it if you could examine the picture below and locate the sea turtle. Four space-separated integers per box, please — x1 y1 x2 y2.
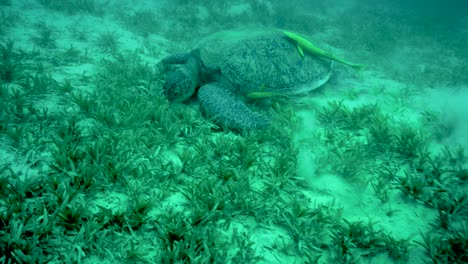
158 29 335 131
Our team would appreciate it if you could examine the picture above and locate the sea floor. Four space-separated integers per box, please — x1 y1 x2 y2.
1 0 467 263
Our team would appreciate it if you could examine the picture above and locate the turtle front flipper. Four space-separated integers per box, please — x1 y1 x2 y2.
198 82 270 131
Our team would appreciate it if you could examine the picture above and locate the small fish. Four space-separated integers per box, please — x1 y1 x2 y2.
245 83 290 99
282 30 364 71
245 91 290 99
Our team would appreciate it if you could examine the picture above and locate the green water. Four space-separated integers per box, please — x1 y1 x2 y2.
0 0 467 263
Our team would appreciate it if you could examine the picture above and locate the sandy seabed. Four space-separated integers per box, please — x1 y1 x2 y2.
1 0 467 263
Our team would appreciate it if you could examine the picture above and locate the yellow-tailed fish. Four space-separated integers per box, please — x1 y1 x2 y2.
282 30 364 71
245 84 290 99
245 91 290 99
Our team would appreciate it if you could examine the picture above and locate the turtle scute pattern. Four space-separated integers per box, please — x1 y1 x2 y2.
197 30 332 96
161 29 333 131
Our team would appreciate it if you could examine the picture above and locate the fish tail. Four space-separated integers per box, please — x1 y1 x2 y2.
351 63 365 71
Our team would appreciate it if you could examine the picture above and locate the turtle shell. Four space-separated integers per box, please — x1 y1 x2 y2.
196 29 333 96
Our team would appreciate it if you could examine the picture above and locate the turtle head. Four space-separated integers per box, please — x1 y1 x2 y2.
164 50 201 102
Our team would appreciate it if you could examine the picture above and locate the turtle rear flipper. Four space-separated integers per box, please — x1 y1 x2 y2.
198 83 270 131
